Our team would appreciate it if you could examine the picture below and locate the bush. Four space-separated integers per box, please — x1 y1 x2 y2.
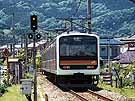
0 79 11 95
3 79 11 87
0 84 8 94
123 78 133 87
24 72 33 79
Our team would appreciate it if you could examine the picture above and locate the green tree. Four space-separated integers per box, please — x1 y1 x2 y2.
17 48 25 60
112 62 134 87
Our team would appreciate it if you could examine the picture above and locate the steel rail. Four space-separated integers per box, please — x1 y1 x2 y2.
87 89 113 101
69 90 89 101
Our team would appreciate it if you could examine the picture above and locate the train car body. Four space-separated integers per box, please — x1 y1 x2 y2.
41 31 100 87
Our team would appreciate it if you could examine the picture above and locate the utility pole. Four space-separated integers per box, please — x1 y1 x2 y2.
107 36 112 86
87 0 91 34
13 36 15 58
129 0 135 88
12 13 15 58
24 34 28 71
33 31 37 101
30 15 38 101
21 35 23 48
107 37 111 73
70 18 73 31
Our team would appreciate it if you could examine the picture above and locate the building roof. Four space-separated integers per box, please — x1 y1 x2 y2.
100 38 123 45
118 34 135 43
8 58 20 63
128 33 135 38
28 40 47 48
0 45 10 50
114 50 135 64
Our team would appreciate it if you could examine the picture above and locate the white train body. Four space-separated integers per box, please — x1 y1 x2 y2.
41 31 100 85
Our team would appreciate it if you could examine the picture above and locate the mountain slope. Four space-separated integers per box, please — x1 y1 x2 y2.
0 0 135 44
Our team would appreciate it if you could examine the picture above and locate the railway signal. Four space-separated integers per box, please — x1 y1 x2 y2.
28 33 41 40
28 33 33 39
31 15 37 31
36 33 41 39
30 15 39 101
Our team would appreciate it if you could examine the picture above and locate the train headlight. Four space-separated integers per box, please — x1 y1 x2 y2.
87 66 95 69
63 66 70 69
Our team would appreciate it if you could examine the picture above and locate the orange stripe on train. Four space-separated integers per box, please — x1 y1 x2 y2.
60 60 97 65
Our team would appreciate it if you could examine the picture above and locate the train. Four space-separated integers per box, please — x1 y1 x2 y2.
41 31 100 87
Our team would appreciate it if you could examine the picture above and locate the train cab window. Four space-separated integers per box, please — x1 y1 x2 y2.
59 35 98 59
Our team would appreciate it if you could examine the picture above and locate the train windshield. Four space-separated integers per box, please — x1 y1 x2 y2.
59 35 98 59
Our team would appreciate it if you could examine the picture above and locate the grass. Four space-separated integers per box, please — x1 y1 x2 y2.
0 84 41 101
0 85 27 101
98 82 135 98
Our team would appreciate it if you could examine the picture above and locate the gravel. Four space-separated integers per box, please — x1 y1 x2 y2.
37 73 80 101
97 90 135 101
37 73 135 101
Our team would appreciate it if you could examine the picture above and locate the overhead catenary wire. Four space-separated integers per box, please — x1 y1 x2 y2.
73 0 83 17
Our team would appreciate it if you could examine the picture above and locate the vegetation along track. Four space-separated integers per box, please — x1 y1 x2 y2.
69 89 113 101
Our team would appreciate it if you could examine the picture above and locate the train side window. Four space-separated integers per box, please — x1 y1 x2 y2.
101 47 105 51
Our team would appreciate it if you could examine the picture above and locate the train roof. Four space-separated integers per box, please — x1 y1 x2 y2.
57 31 99 38
44 31 99 50
61 31 98 35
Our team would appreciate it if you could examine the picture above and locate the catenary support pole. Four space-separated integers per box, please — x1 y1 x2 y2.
33 31 37 101
87 0 91 34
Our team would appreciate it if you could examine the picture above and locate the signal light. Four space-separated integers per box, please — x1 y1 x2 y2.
31 15 37 31
32 17 36 21
28 33 33 39
87 66 95 69
36 34 41 39
28 33 41 40
63 66 70 69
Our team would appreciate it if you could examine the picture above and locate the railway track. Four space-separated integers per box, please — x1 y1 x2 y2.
38 73 132 101
87 89 113 101
69 90 89 101
69 89 113 101
39 72 113 101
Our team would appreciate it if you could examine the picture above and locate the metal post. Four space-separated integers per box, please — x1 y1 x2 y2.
24 34 28 71
13 42 15 58
106 36 112 86
7 56 9 83
120 77 123 88
116 78 117 88
12 13 15 58
10 44 12 53
33 31 37 101
108 36 112 86
87 0 91 34
70 18 73 31
107 37 110 72
21 35 23 48
64 20 67 29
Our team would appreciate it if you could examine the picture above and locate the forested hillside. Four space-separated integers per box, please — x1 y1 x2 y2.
0 0 135 44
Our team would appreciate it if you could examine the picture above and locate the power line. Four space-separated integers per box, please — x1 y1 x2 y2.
73 0 83 17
